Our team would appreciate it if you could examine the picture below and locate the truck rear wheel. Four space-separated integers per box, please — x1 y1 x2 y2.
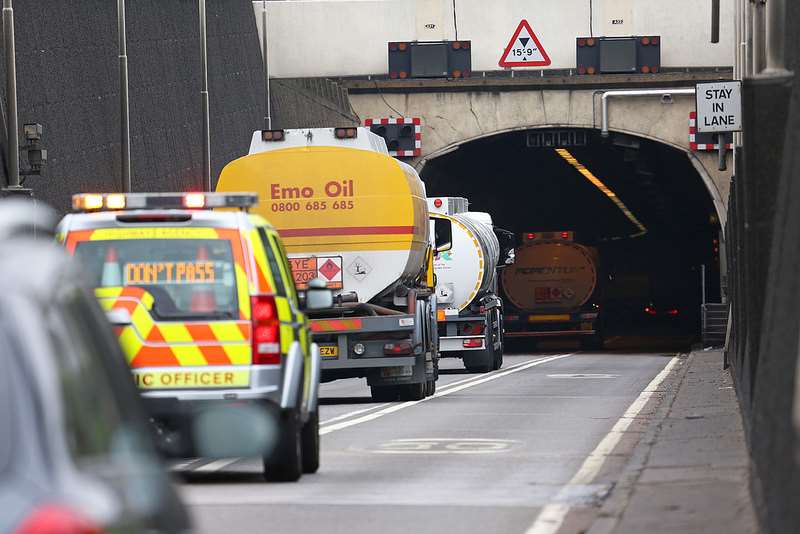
399 381 426 401
425 378 436 397
493 342 504 370
463 349 493 373
301 410 320 474
263 409 303 482
370 385 400 402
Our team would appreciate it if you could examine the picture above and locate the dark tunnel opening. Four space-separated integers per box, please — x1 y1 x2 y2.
421 128 722 351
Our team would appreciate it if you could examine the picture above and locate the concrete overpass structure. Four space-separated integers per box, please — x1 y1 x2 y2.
256 0 736 224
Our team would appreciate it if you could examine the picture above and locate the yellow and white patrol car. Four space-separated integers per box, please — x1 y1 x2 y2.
58 192 329 482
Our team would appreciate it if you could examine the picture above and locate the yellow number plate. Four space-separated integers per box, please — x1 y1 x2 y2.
319 345 339 358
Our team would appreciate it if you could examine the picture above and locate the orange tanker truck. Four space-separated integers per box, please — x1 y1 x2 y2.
501 231 604 349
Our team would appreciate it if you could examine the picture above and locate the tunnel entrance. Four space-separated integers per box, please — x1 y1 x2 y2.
421 128 722 349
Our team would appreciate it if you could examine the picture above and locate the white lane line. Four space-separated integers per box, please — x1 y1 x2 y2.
320 403 391 426
192 457 240 473
320 356 561 428
525 355 680 534
320 353 575 436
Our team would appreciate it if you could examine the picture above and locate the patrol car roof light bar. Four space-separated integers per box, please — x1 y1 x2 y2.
72 192 259 212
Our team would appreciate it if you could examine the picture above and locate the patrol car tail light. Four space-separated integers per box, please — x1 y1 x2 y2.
251 295 281 365
14 505 103 534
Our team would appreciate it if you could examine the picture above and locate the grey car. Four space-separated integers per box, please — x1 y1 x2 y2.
0 201 190 533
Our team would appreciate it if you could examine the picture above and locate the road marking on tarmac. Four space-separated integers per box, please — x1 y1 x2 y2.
525 355 680 534
320 353 575 436
319 357 557 428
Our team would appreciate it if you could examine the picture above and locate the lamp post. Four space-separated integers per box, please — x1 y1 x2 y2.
199 0 211 192
3 0 19 189
117 0 131 192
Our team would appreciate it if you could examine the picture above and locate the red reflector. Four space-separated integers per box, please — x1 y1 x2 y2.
561 231 570 239
641 65 651 74
641 36 651 46
651 36 660 45
577 38 586 47
183 193 205 209
452 69 462 78
586 38 596 47
389 42 398 51
383 341 413 355
460 41 470 50
389 71 398 79
577 65 586 75
666 309 680 316
452 41 461 50
587 66 596 74
14 505 102 534
526 232 536 240
399 71 408 79
463 338 483 348
398 42 407 51
651 65 659 73
433 198 443 208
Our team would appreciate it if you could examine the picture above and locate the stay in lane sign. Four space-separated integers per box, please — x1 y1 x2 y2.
695 81 742 133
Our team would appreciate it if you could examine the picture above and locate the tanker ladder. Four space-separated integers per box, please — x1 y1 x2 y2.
437 294 504 373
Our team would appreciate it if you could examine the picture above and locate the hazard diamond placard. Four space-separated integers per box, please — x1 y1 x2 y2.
499 19 551 68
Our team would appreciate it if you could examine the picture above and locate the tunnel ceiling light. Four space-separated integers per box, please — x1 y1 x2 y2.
554 148 648 238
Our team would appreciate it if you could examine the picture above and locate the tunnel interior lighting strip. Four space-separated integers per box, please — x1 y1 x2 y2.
555 148 648 238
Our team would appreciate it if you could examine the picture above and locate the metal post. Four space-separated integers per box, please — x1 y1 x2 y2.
752 0 766 73
711 0 720 43
701 264 707 306
262 1 271 130
117 0 131 192
199 0 211 192
765 0 787 74
3 0 19 188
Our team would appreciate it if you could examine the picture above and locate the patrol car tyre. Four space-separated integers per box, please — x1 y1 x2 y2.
399 381 426 401
371 385 400 402
301 410 320 474
263 409 303 482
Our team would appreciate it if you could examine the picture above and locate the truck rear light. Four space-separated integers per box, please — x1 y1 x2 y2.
384 341 413 355
334 127 358 139
261 129 285 141
666 308 679 316
463 338 483 348
433 198 443 208
644 306 657 315
251 295 281 365
14 505 102 534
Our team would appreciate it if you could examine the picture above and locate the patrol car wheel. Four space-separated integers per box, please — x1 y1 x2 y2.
263 409 303 482
301 411 320 474
370 385 400 402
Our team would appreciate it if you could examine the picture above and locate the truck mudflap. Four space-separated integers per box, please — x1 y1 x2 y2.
310 313 418 371
503 310 599 337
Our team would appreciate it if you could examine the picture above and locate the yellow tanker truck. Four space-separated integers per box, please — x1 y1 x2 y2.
217 127 449 401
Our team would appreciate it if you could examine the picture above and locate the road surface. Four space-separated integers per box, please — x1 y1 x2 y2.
178 350 677 534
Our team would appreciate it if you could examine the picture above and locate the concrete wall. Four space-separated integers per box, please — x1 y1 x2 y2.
348 88 730 221
256 0 735 78
0 1 356 212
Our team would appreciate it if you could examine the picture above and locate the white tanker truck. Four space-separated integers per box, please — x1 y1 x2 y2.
428 197 514 372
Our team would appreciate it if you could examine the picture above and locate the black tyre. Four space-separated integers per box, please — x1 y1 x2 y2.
425 378 437 397
399 381 426 401
463 348 493 373
301 410 320 474
263 410 303 482
493 342 504 370
370 385 400 402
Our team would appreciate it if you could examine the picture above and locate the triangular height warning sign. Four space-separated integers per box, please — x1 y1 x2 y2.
499 19 551 68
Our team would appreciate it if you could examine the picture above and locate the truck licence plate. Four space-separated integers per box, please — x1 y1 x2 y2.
319 345 339 359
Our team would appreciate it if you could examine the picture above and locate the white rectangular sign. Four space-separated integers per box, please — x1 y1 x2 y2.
695 81 742 133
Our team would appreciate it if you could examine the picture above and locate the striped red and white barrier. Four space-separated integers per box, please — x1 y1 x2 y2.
689 111 733 151
364 117 422 157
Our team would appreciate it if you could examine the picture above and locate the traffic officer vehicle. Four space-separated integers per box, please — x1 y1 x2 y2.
58 192 330 482
0 199 190 533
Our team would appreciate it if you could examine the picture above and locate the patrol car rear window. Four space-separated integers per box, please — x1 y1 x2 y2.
74 239 238 320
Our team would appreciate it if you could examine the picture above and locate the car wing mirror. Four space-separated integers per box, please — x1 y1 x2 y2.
432 217 452 254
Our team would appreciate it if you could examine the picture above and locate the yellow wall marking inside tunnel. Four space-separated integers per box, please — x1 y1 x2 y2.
555 148 648 238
